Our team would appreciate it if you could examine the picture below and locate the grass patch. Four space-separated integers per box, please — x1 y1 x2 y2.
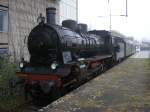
144 59 150 69
148 59 150 65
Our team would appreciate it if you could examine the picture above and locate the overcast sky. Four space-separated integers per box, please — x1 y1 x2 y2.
78 0 150 41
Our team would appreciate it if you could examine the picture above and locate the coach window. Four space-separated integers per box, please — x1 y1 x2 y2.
0 6 8 32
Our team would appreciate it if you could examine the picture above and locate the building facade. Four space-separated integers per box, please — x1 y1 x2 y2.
59 0 78 24
0 0 59 61
0 0 78 61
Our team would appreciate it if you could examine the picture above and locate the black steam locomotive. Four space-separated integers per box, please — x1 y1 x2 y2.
16 7 136 101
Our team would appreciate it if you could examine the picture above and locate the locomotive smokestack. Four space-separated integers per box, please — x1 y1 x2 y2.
46 7 56 24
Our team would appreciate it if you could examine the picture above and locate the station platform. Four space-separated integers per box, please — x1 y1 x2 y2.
39 56 150 112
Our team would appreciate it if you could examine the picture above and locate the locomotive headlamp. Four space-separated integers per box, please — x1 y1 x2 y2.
19 58 26 69
51 62 58 70
19 62 24 68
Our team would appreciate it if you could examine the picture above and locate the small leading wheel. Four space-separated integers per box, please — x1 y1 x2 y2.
49 86 61 101
28 84 61 106
41 86 61 105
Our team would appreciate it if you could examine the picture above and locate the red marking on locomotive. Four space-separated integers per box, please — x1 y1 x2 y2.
16 72 62 86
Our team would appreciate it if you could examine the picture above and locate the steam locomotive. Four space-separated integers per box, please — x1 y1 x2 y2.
16 7 136 101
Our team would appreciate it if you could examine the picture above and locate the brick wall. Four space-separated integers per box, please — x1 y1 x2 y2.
7 0 59 61
0 33 8 45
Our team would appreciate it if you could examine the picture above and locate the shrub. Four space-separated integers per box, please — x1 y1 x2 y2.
0 57 25 111
0 57 17 88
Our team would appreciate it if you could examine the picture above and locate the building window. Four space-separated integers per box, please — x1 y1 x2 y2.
0 6 8 32
0 48 8 56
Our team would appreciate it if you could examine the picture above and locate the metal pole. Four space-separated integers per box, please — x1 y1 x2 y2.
108 0 111 32
99 0 127 31
126 0 128 17
109 8 111 31
76 0 78 22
